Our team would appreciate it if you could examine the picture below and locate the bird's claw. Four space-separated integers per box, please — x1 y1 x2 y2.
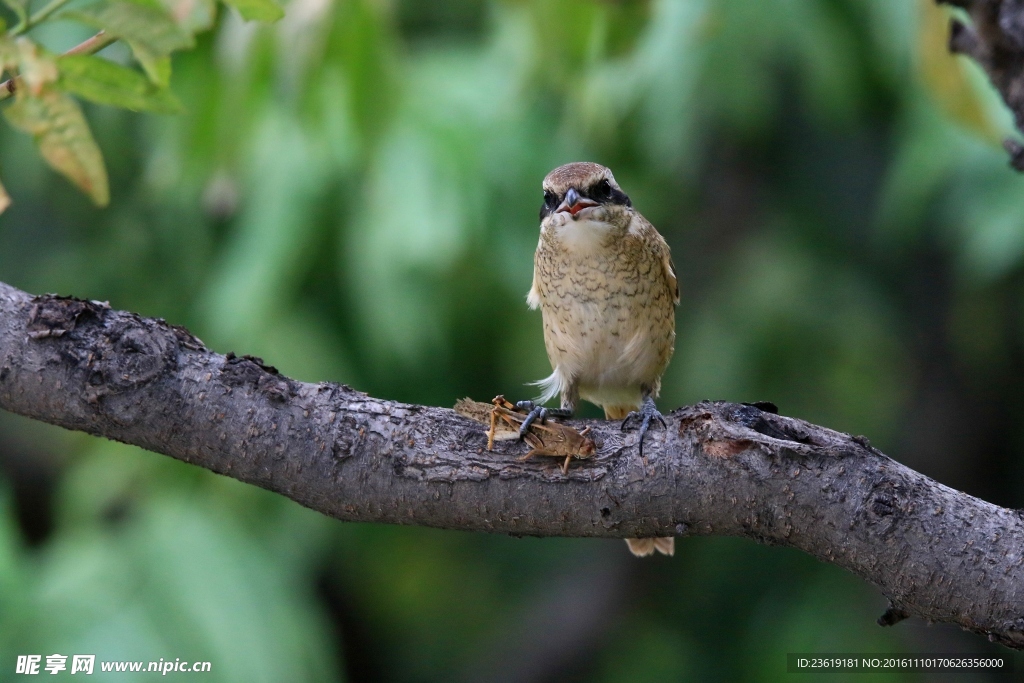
516 401 549 438
621 396 666 457
515 401 572 438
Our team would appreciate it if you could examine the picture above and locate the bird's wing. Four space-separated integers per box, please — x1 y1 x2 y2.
632 213 679 305
664 252 679 305
527 274 541 310
527 251 542 310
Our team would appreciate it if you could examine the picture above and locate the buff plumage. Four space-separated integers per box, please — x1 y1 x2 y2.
527 162 678 557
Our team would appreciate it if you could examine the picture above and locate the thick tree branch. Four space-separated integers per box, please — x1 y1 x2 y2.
0 280 1023 648
939 0 1024 169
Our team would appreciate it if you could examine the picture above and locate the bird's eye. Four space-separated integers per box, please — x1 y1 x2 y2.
543 190 558 208
593 179 612 200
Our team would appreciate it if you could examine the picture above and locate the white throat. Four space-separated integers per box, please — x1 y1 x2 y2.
553 217 615 253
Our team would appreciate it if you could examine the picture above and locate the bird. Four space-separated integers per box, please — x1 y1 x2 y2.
518 161 678 558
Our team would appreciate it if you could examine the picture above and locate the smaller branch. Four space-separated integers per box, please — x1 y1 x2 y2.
877 604 910 627
8 6 28 35
0 31 115 102
62 30 116 56
16 0 74 33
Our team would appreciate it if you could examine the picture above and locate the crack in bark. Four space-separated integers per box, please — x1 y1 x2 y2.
1 280 1023 648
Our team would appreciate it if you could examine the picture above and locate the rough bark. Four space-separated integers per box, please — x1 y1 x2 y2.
939 0 1024 169
0 280 1022 648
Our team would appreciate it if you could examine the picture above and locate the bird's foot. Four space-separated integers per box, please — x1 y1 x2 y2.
621 396 666 457
515 400 572 438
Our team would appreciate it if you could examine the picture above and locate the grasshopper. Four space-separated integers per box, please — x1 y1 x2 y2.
455 397 597 473
488 396 596 474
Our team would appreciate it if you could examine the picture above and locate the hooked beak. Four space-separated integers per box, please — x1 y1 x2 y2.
557 187 598 217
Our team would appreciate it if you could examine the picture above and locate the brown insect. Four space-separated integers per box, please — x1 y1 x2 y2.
488 396 596 474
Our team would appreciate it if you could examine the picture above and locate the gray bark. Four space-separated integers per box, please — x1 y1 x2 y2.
0 280 1022 648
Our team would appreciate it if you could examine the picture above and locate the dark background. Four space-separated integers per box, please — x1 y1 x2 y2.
1 0 1022 680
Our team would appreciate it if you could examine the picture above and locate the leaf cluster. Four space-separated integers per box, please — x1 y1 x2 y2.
0 0 283 211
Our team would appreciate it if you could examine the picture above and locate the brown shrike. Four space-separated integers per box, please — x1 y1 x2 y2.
518 162 678 558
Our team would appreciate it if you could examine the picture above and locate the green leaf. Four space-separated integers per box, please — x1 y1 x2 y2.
14 37 58 96
58 54 182 113
1 0 26 29
158 0 216 34
62 0 194 82
220 0 282 23
127 40 171 87
3 87 109 205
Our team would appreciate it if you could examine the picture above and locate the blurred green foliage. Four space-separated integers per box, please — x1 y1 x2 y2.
1 0 1022 680
0 0 285 210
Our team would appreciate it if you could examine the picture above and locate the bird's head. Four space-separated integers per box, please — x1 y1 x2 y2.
539 162 632 227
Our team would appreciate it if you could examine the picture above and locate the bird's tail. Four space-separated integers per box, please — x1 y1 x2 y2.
625 537 675 557
603 406 674 558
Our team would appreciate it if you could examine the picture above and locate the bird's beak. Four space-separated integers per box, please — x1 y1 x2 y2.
557 188 597 217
